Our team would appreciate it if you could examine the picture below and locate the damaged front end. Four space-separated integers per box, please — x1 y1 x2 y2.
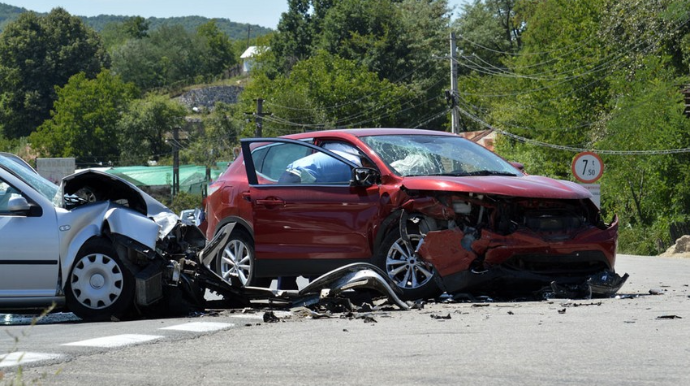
57 171 211 317
395 188 625 300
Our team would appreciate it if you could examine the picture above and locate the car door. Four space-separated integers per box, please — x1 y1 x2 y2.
0 172 61 298
240 138 381 272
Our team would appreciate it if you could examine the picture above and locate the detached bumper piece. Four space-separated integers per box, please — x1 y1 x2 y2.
538 270 629 299
194 262 410 311
440 266 628 301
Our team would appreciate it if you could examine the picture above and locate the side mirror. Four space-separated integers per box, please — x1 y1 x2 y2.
8 196 31 213
351 167 380 187
510 162 525 173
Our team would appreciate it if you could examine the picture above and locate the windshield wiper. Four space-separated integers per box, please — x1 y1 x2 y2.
464 170 518 176
405 171 519 177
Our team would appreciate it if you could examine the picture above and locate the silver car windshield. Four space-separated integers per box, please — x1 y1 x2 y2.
0 156 59 201
360 134 521 177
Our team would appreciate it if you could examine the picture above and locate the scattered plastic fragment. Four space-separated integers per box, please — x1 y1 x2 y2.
263 311 280 323
656 315 682 320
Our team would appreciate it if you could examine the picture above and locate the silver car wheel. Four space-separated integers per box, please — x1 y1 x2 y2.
70 253 124 310
385 235 435 290
219 238 252 285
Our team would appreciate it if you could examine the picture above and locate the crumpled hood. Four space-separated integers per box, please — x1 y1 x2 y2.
58 169 179 237
401 175 591 199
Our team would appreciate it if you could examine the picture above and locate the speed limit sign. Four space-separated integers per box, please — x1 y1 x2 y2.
572 152 604 183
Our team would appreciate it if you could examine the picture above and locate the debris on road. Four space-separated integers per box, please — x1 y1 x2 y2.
656 315 682 320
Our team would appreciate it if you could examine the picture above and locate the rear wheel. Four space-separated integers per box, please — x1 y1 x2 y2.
216 230 271 287
65 239 134 321
374 228 440 300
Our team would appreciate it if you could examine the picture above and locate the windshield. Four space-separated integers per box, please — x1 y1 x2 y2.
0 155 59 201
360 134 521 177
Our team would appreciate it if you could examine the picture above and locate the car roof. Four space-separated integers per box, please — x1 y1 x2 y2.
0 152 38 174
281 128 458 141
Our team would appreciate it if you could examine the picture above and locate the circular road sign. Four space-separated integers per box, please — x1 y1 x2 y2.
572 152 604 183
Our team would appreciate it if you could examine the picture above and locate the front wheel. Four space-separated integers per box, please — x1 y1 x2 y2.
215 230 270 287
374 228 441 300
65 239 134 321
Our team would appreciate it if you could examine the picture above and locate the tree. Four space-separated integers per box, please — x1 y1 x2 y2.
0 8 109 139
117 94 187 165
110 24 226 91
196 20 237 75
100 16 149 50
29 70 138 164
487 0 610 178
265 0 451 129
239 50 417 136
452 0 524 71
182 102 243 167
594 56 690 253
270 0 323 74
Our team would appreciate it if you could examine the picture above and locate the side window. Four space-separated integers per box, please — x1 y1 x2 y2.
252 143 312 181
0 178 22 214
250 142 358 185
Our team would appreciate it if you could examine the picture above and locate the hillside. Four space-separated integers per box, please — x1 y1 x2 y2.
0 2 273 40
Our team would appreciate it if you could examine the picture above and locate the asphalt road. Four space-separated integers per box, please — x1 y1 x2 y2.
2 254 689 385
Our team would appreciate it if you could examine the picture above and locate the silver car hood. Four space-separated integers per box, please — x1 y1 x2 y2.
57 169 178 236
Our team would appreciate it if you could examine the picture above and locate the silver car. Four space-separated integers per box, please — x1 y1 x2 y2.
0 154 208 320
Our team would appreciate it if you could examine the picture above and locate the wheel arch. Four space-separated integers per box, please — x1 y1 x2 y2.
215 216 254 239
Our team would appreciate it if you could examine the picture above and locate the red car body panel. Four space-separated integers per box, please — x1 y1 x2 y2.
400 175 591 199
204 128 620 296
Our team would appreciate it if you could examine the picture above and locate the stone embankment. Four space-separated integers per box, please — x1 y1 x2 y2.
176 85 243 111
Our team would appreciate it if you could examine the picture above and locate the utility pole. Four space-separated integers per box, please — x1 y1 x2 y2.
245 98 270 137
255 98 264 137
450 32 459 134
172 126 180 198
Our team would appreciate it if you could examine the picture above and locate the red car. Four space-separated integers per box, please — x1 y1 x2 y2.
203 128 622 300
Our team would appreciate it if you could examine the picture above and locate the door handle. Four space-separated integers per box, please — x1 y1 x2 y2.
255 198 286 207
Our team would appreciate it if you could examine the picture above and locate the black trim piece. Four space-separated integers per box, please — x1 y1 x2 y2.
0 260 58 265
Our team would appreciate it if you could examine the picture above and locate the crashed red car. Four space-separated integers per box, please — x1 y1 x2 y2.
203 128 623 300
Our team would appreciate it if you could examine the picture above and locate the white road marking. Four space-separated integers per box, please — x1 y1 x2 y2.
0 352 62 367
63 334 163 348
160 321 234 332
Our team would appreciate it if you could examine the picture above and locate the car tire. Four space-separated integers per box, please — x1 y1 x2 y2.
374 228 441 300
216 230 271 287
65 239 134 321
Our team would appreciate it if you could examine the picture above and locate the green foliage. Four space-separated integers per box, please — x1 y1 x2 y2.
163 191 204 214
460 0 690 254
182 102 242 166
0 8 109 139
117 94 187 165
596 56 690 228
83 15 272 41
261 0 450 130
100 16 149 49
453 0 524 70
240 50 418 136
29 70 138 164
197 20 238 74
110 23 237 91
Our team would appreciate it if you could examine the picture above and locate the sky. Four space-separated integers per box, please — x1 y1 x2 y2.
2 0 469 29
